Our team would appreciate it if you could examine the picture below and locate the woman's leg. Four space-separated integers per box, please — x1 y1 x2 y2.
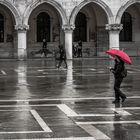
113 77 126 103
113 78 123 102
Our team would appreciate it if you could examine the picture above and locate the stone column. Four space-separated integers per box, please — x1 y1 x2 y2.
106 24 123 50
62 25 75 60
15 24 29 60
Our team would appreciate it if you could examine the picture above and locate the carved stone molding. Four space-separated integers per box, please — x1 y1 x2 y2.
105 24 123 31
62 24 75 32
15 24 29 31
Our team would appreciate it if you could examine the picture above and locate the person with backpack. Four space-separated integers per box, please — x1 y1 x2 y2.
110 55 127 103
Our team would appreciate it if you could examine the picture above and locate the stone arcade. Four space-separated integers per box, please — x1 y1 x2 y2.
0 0 140 59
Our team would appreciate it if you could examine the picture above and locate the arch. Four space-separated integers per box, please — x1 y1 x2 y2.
116 0 140 23
36 12 51 42
70 0 114 25
74 12 87 41
0 0 21 25
23 0 68 26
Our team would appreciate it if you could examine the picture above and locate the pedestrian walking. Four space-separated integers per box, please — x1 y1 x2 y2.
106 49 132 103
57 44 67 69
42 38 47 57
73 43 78 57
110 55 127 103
77 40 82 57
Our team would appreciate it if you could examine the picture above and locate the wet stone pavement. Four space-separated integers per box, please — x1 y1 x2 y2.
0 58 140 140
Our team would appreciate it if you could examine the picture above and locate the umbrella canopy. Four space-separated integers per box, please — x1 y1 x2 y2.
106 49 132 64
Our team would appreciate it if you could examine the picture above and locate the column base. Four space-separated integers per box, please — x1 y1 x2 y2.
18 48 27 60
111 47 119 50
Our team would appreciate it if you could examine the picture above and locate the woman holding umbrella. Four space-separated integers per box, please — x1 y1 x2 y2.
110 55 126 103
106 49 132 103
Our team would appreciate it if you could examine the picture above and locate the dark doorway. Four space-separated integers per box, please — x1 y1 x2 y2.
74 12 87 42
120 12 132 42
0 13 4 42
37 12 50 42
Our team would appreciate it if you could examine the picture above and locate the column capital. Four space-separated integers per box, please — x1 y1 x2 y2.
105 24 123 31
15 24 29 31
62 24 75 32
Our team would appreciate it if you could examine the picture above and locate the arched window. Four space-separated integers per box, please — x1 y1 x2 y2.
74 12 87 42
120 12 132 41
37 12 50 42
0 13 4 42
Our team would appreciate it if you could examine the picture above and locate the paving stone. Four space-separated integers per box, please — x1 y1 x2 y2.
0 58 139 139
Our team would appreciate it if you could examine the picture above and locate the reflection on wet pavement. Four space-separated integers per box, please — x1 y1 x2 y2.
0 58 140 139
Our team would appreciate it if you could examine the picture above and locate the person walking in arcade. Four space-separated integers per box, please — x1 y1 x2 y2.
57 44 67 69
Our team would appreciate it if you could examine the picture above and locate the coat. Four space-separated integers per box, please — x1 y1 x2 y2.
111 59 125 78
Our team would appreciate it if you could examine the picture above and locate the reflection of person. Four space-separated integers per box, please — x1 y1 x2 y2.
110 55 126 103
42 39 47 57
57 44 67 69
113 103 126 139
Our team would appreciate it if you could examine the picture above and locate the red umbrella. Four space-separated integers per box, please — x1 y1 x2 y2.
106 49 132 64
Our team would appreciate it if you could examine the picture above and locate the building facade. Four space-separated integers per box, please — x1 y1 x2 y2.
0 0 140 59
